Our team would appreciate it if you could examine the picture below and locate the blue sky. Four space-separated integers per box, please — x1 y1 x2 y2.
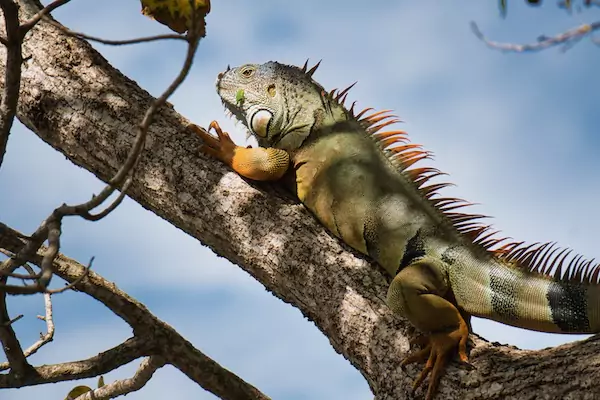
2 1 600 399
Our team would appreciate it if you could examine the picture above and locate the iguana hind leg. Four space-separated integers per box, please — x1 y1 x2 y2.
387 258 469 400
401 320 469 400
190 121 290 181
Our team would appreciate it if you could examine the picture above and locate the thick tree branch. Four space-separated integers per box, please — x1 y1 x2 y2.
0 0 599 398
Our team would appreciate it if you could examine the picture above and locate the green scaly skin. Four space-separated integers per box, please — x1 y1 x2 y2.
193 61 600 399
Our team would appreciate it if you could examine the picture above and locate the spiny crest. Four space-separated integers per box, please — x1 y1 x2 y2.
489 241 600 284
300 59 322 77
327 82 458 203
321 71 600 285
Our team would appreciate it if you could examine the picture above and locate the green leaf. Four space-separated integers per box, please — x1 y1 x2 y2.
236 89 245 105
98 375 105 388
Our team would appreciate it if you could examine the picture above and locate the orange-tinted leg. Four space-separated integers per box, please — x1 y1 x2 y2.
387 259 470 400
401 317 469 400
189 121 290 181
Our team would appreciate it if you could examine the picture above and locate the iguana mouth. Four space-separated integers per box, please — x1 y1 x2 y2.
220 100 247 127
216 74 248 128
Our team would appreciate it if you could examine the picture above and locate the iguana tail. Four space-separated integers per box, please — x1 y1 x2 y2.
446 242 600 334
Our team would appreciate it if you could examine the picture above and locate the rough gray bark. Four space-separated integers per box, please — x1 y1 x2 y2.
2 1 600 398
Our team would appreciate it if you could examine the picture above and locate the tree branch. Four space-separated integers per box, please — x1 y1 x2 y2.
46 19 187 45
0 337 147 387
0 282 31 377
471 20 600 52
77 356 166 400
18 0 70 32
0 293 54 371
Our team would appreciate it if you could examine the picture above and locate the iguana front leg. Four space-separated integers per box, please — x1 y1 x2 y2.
387 258 469 400
190 121 290 181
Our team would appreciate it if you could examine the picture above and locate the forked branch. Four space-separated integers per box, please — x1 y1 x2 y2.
76 357 166 400
0 223 271 400
0 293 54 371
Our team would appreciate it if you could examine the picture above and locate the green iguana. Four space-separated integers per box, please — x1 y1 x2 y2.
189 61 600 399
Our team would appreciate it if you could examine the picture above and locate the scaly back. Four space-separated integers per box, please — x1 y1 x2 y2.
217 60 600 287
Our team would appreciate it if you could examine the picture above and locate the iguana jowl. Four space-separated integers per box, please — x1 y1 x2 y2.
191 61 600 399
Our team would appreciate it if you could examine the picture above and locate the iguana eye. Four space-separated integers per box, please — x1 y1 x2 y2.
240 66 255 78
250 109 272 138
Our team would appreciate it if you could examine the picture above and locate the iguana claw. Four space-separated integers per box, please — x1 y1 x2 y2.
190 120 237 165
401 323 469 400
190 120 290 181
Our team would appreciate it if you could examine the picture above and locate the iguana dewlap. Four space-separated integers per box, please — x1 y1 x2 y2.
191 61 600 400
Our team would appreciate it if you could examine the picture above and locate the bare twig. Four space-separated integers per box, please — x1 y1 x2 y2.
81 178 132 221
471 20 600 52
2 313 22 325
47 19 186 45
0 254 91 295
46 256 93 294
19 0 71 32
77 356 166 400
2 268 40 280
0 293 54 371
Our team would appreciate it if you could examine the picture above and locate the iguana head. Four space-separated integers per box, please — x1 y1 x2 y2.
216 61 338 150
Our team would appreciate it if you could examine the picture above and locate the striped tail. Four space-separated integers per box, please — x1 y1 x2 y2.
446 245 600 334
